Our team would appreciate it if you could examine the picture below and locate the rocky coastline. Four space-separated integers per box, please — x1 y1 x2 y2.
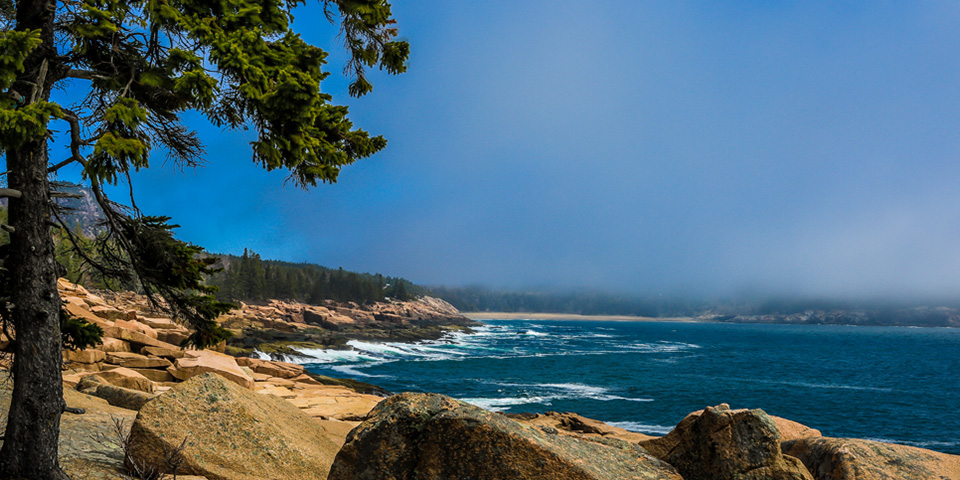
219 295 480 360
66 280 480 362
1 279 957 479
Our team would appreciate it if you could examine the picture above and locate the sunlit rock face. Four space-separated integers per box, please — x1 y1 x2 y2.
328 392 683 480
783 437 960 480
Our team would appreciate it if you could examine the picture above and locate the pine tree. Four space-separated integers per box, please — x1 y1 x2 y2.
0 0 407 476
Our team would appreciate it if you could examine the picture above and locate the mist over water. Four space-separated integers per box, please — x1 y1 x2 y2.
63 2 960 303
299 320 960 455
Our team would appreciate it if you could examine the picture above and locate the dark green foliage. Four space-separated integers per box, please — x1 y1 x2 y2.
59 0 409 188
93 211 235 347
59 311 103 351
206 249 424 304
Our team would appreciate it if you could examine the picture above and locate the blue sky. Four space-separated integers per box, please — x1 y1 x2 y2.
51 1 960 298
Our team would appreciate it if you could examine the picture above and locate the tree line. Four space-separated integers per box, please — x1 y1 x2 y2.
206 249 425 305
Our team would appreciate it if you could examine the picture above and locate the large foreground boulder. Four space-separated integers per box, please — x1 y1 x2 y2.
328 392 682 480
783 437 960 480
640 404 814 480
642 404 821 460
127 373 342 480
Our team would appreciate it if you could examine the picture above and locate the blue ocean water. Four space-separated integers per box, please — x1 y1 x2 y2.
300 320 960 454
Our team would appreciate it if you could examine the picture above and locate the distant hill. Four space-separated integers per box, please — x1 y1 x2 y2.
49 182 106 237
431 286 960 328
0 181 105 236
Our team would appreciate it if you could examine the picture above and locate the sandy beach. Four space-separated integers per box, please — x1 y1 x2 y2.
462 312 705 322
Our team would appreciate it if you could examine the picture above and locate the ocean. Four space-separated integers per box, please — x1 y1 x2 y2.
299 320 960 454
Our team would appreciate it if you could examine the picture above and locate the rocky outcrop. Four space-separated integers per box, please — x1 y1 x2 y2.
59 277 478 363
783 437 960 480
328 392 682 480
282 384 382 422
641 404 822 459
127 373 343 480
640 404 814 480
167 349 254 389
236 356 303 378
222 297 479 358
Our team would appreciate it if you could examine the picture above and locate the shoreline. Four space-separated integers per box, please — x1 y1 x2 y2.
462 312 707 322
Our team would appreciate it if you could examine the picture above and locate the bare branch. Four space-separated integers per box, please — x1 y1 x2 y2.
60 109 86 165
47 157 75 173
0 189 21 198
64 68 109 81
123 170 141 217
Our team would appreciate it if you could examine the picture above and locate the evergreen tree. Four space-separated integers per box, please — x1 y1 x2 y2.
0 0 408 476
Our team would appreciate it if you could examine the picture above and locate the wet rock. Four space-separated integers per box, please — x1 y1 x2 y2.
783 436 960 480
328 392 682 480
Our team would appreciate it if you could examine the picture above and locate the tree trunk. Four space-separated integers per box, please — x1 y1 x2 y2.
0 142 69 480
0 0 69 478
